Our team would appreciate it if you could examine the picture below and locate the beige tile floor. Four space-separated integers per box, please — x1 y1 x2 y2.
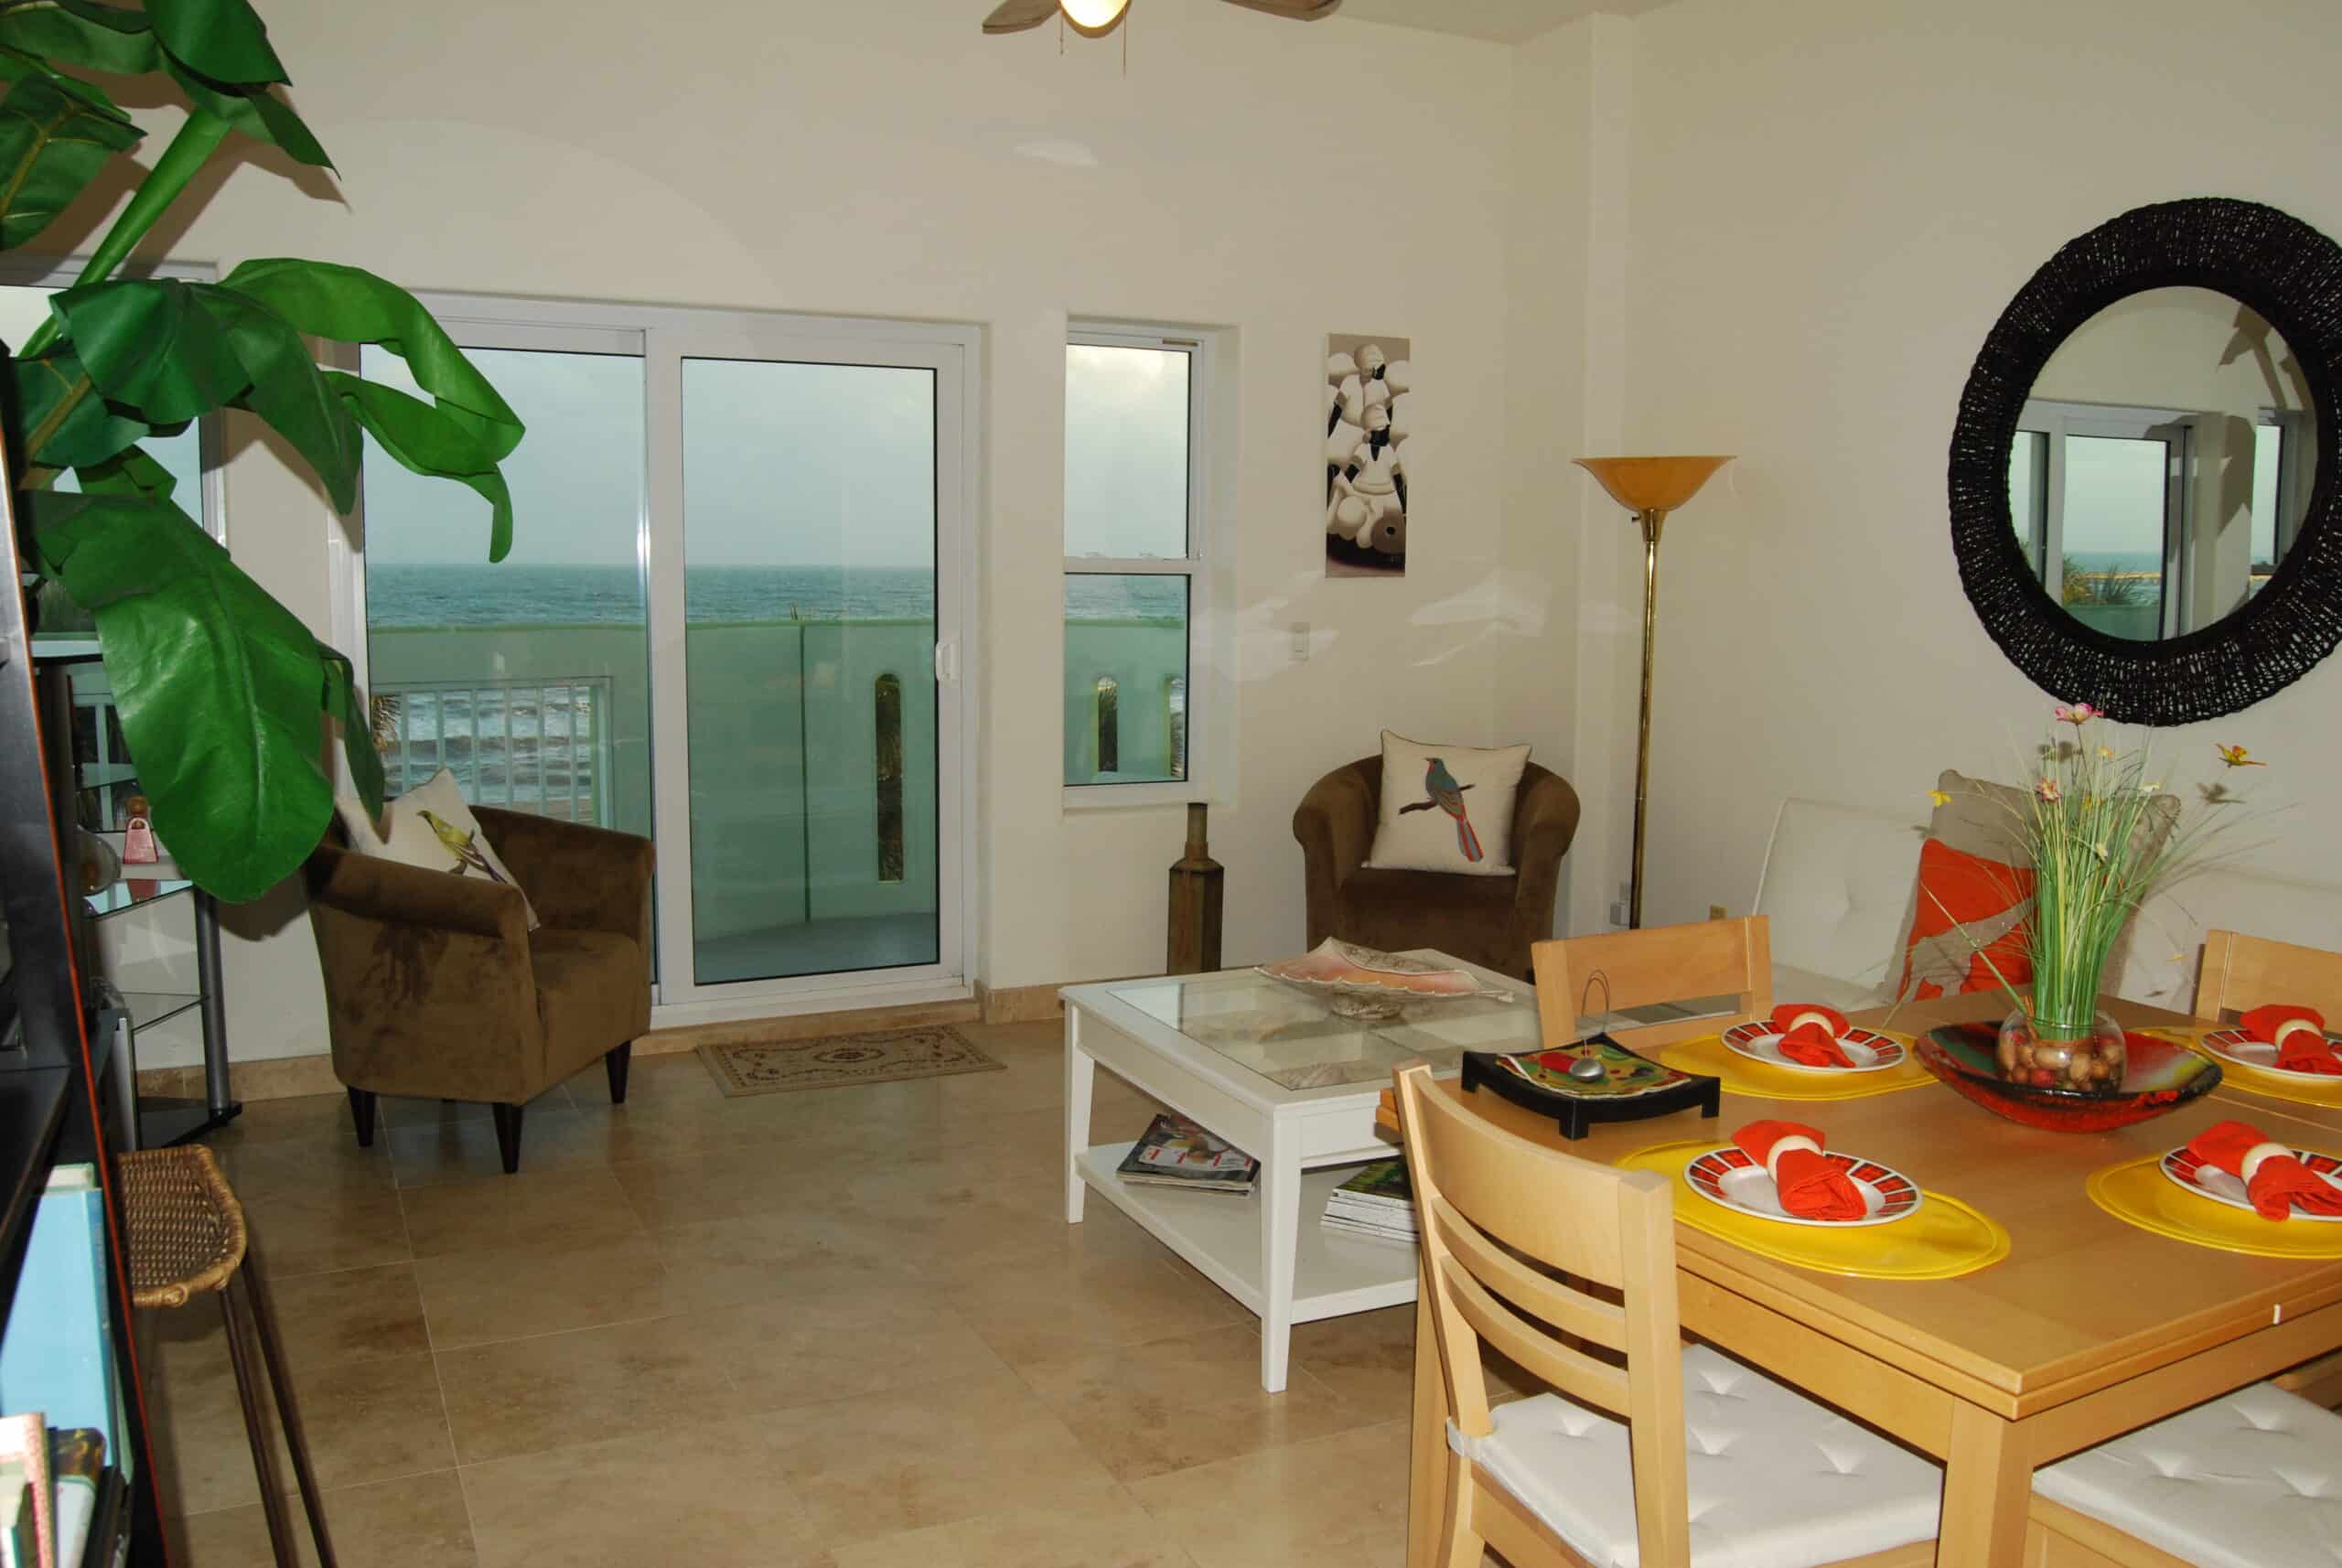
144 1021 1481 1568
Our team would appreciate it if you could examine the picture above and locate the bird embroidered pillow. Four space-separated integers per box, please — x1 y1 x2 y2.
334 768 541 929
1364 731 1531 877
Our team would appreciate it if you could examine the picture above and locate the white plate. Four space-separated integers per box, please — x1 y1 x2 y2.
1681 1146 1924 1228
2197 1026 2342 1083
1719 1021 1907 1075
2158 1144 2342 1221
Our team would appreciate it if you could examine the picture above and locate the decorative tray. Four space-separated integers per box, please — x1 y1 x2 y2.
1257 939 1509 1020
1462 1032 1721 1140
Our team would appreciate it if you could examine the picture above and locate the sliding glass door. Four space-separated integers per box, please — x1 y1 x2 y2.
356 302 972 1017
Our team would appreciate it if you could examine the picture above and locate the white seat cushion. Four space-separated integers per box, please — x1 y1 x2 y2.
1769 962 1894 1015
2035 1380 2342 1568
1751 799 1923 998
1448 1344 1941 1568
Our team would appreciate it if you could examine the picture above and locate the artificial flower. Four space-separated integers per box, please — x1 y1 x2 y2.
2097 746 2115 760
2214 744 2266 768
1927 789 1951 808
2036 778 2061 801
2055 702 2100 725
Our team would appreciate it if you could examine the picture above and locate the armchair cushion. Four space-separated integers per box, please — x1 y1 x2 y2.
531 928 651 1079
337 768 540 929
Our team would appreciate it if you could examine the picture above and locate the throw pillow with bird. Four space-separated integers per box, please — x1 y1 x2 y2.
332 767 541 929
1361 731 1532 877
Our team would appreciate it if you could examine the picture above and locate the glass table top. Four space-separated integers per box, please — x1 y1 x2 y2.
1103 967 1543 1093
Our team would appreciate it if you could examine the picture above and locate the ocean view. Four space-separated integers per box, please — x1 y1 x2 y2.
366 564 1187 628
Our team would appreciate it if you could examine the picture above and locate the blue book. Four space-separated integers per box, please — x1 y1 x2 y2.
0 1166 117 1455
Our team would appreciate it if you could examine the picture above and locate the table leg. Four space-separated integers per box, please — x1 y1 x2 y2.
1406 1263 1448 1568
1937 1402 2035 1567
1064 1007 1095 1224
1259 1135 1302 1393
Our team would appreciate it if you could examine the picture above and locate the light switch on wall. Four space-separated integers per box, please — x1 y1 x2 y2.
1291 622 1311 660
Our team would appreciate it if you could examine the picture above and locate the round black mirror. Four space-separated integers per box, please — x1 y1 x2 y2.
1950 198 2342 724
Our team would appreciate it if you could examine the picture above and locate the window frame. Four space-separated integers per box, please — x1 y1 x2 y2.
1062 321 1225 808
2015 398 2193 638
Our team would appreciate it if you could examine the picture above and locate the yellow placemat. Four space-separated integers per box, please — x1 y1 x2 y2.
1616 1140 2011 1280
2086 1154 2342 1260
1655 1031 1936 1101
2134 1027 2342 1111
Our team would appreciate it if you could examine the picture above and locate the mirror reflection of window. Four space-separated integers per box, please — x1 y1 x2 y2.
2010 286 2316 640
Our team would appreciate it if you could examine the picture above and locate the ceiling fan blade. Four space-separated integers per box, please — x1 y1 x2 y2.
983 0 1060 34
1219 0 1343 18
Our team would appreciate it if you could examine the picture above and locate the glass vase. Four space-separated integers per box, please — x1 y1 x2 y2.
1996 1006 2127 1096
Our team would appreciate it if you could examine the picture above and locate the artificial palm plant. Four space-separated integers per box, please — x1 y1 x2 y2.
4 0 521 900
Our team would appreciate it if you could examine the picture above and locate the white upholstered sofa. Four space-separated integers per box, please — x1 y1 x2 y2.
1748 796 2342 1013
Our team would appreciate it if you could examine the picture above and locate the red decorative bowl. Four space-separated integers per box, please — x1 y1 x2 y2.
1917 1023 2221 1133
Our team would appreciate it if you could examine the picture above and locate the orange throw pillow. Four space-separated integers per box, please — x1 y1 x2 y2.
1898 837 2034 1002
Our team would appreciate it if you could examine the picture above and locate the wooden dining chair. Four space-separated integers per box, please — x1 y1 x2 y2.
2189 928 2342 1410
1391 1061 1941 1568
1530 915 1773 1053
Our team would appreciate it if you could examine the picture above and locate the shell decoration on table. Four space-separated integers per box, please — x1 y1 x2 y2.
1256 938 1509 1019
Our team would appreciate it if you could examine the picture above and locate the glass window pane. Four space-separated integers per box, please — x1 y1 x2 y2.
681 358 939 985
1065 574 1189 786
2250 423 2283 594
2059 434 2167 642
2008 429 2046 573
361 347 652 847
1065 345 1189 559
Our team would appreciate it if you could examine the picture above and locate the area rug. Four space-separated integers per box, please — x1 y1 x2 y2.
695 1026 1004 1098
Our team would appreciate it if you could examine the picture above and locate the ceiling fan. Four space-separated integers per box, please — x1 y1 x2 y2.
983 0 1341 39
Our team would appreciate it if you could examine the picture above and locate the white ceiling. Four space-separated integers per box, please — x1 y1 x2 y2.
1330 0 1678 45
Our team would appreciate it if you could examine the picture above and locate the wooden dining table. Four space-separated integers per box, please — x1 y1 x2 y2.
1396 990 2342 1568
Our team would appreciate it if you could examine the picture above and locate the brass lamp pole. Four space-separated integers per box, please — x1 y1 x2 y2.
1574 456 1735 929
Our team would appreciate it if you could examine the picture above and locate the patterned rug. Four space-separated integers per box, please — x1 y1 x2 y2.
695 1025 1004 1098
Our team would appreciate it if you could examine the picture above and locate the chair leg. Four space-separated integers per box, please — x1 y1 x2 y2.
240 1241 338 1568
347 1087 377 1148
490 1102 525 1174
219 1284 299 1568
605 1041 633 1105
1439 1452 1485 1568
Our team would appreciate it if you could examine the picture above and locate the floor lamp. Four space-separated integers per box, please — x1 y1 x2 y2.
1574 455 1735 929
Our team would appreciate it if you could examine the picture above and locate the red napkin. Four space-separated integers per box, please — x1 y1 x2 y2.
1769 1004 1853 1069
2187 1120 2342 1221
1731 1119 1868 1221
2240 1004 2342 1076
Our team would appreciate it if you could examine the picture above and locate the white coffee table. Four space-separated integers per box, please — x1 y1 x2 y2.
1061 953 1542 1392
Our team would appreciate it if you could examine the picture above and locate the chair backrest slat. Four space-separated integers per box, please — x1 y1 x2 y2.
2194 929 2342 1024
1395 1062 1690 1566
1531 917 1773 1052
1424 1192 1629 1353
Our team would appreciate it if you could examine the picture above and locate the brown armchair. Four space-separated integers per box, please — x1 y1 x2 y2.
305 808 654 1173
1293 757 1581 980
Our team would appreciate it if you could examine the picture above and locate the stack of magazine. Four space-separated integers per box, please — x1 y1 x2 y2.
1320 1161 1417 1245
1115 1114 1259 1197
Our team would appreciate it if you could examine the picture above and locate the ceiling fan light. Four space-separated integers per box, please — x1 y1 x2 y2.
1060 0 1130 29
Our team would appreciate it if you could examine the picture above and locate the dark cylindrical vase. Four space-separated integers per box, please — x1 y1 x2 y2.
1166 802 1224 975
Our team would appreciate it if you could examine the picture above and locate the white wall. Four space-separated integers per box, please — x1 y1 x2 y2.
1600 0 2342 934
61 0 1527 1059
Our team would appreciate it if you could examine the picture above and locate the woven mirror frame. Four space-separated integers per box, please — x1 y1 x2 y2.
1949 197 2342 725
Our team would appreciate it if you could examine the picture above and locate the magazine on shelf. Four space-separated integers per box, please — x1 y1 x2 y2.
1326 1161 1413 1211
1115 1115 1259 1196
1321 1213 1416 1245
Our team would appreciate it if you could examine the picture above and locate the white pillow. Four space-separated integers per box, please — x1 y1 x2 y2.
335 768 540 929
1364 730 1531 876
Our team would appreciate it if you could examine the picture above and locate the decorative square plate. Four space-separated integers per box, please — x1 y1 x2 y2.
2197 1026 2342 1083
2158 1144 2342 1221
1682 1145 1925 1228
1719 1021 1907 1075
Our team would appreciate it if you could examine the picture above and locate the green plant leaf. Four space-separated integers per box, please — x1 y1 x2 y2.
52 276 360 508
223 259 522 457
327 372 515 560
25 488 334 901
158 54 328 167
11 345 146 467
144 0 285 85
0 72 141 249
0 2 160 76
73 442 179 499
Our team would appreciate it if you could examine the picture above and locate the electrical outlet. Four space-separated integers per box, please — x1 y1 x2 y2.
1290 622 1311 660
1709 904 1727 921
1609 880 1632 927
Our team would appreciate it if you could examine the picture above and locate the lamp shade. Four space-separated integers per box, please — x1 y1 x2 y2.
1574 455 1735 514
1061 0 1132 30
